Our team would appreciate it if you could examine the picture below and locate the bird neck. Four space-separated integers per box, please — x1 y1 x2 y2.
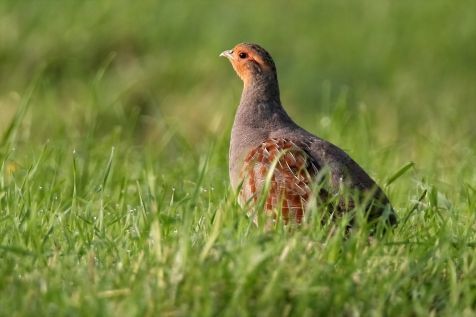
234 72 294 132
242 72 281 105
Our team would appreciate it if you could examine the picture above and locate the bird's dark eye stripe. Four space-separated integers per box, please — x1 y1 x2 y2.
239 52 247 59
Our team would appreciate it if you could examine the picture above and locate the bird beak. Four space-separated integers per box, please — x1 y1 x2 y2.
219 49 234 60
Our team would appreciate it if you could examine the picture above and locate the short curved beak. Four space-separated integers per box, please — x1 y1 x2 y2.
219 49 233 60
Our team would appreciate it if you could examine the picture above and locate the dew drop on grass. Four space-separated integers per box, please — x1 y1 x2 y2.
320 116 331 128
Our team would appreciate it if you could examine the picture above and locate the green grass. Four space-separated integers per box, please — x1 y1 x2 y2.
1 1 476 316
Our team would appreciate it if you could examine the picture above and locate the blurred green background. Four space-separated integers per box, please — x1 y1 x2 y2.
1 1 475 176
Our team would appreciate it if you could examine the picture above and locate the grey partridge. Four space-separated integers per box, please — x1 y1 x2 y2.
220 43 397 226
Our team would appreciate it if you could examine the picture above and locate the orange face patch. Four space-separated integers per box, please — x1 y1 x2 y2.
228 44 274 83
230 48 257 82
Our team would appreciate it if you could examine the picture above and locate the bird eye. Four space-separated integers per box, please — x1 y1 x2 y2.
239 52 248 59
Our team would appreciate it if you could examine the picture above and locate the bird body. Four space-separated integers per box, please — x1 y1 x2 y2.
221 43 396 225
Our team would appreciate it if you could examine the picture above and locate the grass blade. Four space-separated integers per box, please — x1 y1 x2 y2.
385 161 415 187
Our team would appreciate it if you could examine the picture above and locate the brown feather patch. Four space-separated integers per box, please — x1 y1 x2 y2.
240 138 319 223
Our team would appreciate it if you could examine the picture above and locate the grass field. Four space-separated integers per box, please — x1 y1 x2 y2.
1 1 476 316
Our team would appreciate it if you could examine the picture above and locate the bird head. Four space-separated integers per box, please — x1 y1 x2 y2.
220 43 277 85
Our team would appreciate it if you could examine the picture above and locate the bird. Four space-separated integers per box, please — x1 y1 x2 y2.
220 43 397 227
